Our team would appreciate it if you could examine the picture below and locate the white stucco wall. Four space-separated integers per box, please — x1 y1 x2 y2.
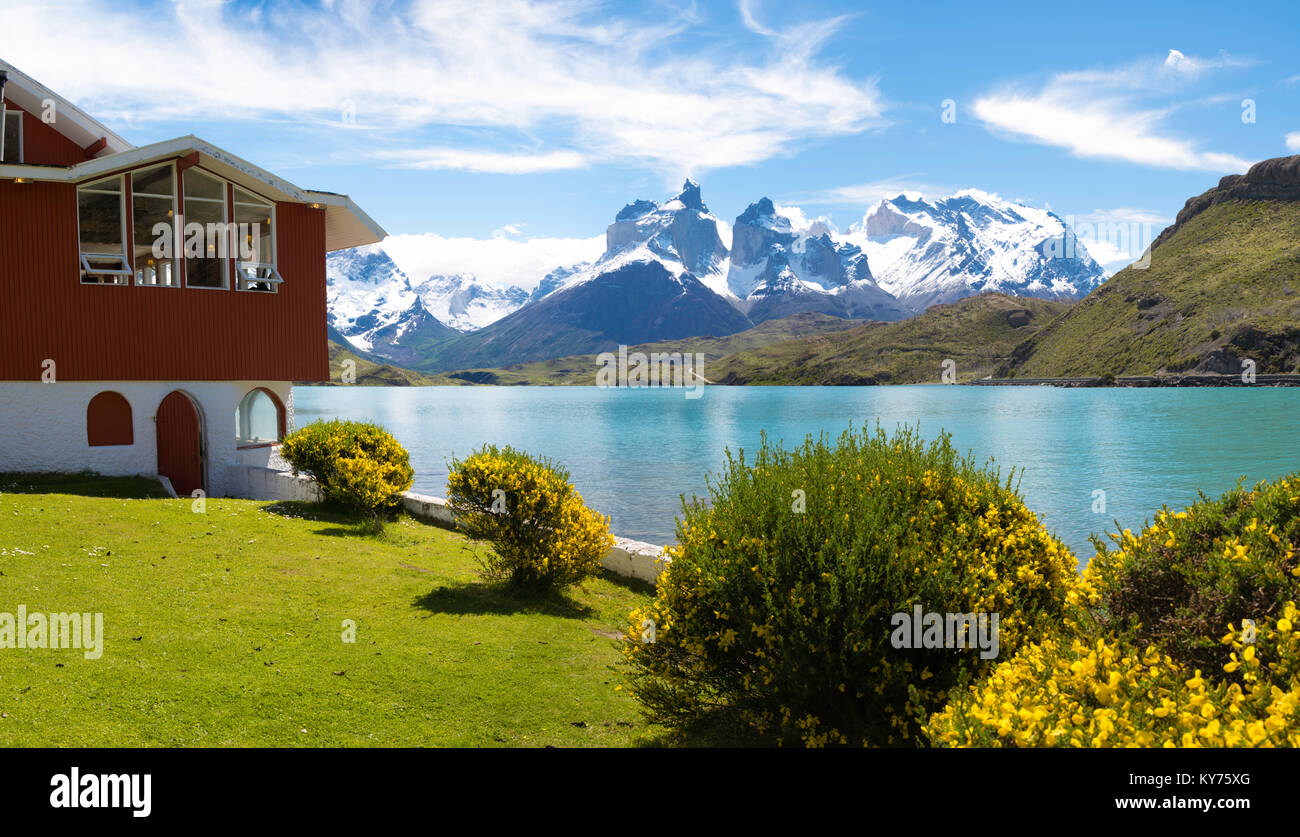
0 380 293 498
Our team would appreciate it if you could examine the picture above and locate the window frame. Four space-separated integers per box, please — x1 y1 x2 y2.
181 167 232 291
232 185 283 293
1 110 22 164
76 174 131 285
235 387 286 449
129 162 181 289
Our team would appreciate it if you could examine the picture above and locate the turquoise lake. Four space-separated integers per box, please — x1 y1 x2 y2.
292 385 1299 563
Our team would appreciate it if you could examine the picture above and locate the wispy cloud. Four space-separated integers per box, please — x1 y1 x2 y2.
0 0 886 176
973 51 1252 172
792 177 952 207
1287 132 1300 152
375 147 587 174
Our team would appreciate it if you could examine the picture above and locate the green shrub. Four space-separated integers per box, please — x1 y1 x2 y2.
280 419 414 523
621 425 1078 747
446 445 614 592
927 473 1300 747
1081 474 1300 675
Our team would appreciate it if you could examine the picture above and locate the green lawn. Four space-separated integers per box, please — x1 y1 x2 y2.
0 475 656 747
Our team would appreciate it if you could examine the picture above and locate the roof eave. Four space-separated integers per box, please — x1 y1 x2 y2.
1 136 385 251
0 59 133 156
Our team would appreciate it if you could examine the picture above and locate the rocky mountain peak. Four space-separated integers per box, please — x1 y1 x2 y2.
1151 154 1300 251
672 178 706 211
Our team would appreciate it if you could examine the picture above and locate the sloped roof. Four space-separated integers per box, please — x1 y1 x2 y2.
0 59 132 157
0 59 385 251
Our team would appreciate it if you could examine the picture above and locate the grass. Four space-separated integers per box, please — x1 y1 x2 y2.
709 293 1072 385
0 470 171 499
0 475 656 747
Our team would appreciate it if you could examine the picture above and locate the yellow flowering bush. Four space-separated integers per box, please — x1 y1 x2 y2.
447 445 614 591
1080 474 1300 675
929 473 1300 747
926 606 1300 747
620 425 1078 747
280 419 414 524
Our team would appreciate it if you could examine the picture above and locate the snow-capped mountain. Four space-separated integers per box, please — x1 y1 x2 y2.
553 179 732 298
326 245 543 360
325 181 1111 372
529 263 590 303
727 197 910 323
412 181 752 372
412 274 530 332
849 190 1107 311
325 244 434 352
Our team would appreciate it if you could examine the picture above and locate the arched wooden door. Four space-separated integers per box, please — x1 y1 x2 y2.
156 391 204 496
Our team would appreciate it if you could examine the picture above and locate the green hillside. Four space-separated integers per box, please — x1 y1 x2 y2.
311 339 464 387
1008 168 1300 378
710 293 1072 385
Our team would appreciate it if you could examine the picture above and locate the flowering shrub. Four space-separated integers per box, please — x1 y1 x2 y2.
620 425 1078 747
280 419 414 523
1079 475 1300 675
446 445 614 591
925 607 1300 747
928 474 1300 747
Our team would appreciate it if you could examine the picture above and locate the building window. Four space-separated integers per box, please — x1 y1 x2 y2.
233 186 283 292
77 174 131 284
236 388 284 448
131 163 178 287
1 110 21 163
183 168 228 289
86 392 134 446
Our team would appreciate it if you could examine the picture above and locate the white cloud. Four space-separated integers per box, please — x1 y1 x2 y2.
772 202 837 235
1063 207 1173 273
374 147 587 174
792 178 951 207
0 0 886 176
1160 49 1246 78
1286 132 1300 152
973 52 1252 172
380 232 604 291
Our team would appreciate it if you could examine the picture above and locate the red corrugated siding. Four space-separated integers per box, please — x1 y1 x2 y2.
0 181 330 382
3 99 95 166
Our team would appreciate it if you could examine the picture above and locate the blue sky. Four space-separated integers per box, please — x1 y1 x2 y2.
4 0 1298 286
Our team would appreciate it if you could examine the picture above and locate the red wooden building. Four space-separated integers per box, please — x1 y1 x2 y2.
0 59 384 497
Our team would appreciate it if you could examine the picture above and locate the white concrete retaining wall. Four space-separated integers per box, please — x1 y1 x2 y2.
401 492 455 526
226 464 322 503
397 491 667 582
231 479 669 583
602 537 668 584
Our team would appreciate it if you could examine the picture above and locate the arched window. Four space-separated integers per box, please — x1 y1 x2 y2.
87 392 134 446
236 388 285 448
